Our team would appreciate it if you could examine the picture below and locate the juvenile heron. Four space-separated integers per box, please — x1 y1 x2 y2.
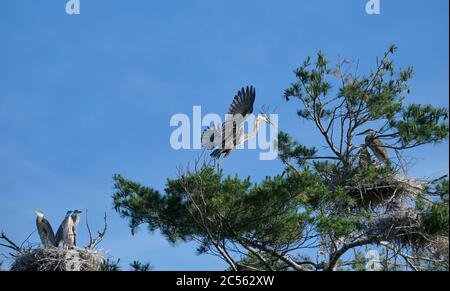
202 86 272 158
55 210 73 248
357 129 388 163
63 215 75 250
35 211 56 248
357 144 372 167
71 210 82 247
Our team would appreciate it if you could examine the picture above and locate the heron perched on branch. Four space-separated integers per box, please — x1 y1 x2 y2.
202 86 272 159
35 211 56 248
357 129 389 164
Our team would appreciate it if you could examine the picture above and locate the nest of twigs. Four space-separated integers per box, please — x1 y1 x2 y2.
346 175 423 209
10 248 105 271
370 208 434 248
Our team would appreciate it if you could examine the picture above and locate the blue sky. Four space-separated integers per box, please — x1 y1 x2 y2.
0 0 448 270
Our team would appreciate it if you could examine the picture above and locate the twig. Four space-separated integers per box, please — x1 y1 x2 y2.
85 209 93 248
86 212 108 250
0 232 22 254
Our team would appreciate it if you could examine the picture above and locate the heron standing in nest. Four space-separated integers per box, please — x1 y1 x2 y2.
55 210 74 249
357 129 389 164
357 144 373 167
35 211 56 248
202 86 273 159
71 210 82 247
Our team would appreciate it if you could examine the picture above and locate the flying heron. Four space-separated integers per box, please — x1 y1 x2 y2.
55 210 73 249
357 129 389 163
70 210 82 247
35 211 56 248
201 86 272 159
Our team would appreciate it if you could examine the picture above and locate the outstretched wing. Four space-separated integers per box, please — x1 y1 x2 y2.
201 86 254 157
227 86 255 117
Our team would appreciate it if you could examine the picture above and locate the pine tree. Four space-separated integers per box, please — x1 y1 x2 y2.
112 46 449 271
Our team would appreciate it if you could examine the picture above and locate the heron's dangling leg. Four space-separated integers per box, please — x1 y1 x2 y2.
215 158 222 172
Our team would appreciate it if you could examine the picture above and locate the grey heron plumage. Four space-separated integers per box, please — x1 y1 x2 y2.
63 215 75 250
358 144 372 167
35 211 56 248
357 129 389 164
227 86 256 117
202 86 272 159
55 210 73 248
70 210 82 247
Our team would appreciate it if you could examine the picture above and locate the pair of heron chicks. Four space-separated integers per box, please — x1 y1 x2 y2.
357 129 389 166
35 210 82 250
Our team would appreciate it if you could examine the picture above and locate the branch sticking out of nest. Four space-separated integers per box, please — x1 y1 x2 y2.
0 232 22 255
85 211 108 250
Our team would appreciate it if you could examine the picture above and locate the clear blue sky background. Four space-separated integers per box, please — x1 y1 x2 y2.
0 0 448 270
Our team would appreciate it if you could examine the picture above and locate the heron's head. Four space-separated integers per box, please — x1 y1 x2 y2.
356 129 376 137
73 210 82 215
35 210 44 218
66 210 73 216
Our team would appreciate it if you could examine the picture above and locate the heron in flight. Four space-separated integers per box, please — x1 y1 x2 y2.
357 129 389 164
202 86 272 159
55 210 73 249
35 211 56 248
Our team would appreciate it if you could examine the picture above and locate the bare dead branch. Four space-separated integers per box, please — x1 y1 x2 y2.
0 232 22 254
85 212 108 250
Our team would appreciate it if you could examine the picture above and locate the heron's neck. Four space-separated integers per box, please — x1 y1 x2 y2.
254 118 260 130
245 118 260 139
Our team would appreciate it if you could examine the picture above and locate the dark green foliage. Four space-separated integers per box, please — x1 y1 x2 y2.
113 169 325 251
99 258 121 271
421 203 449 236
392 104 449 147
113 174 196 242
278 131 317 167
130 261 153 271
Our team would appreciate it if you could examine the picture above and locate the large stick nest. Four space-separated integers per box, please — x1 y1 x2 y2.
369 208 425 247
345 175 423 208
10 248 105 271
368 208 448 250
